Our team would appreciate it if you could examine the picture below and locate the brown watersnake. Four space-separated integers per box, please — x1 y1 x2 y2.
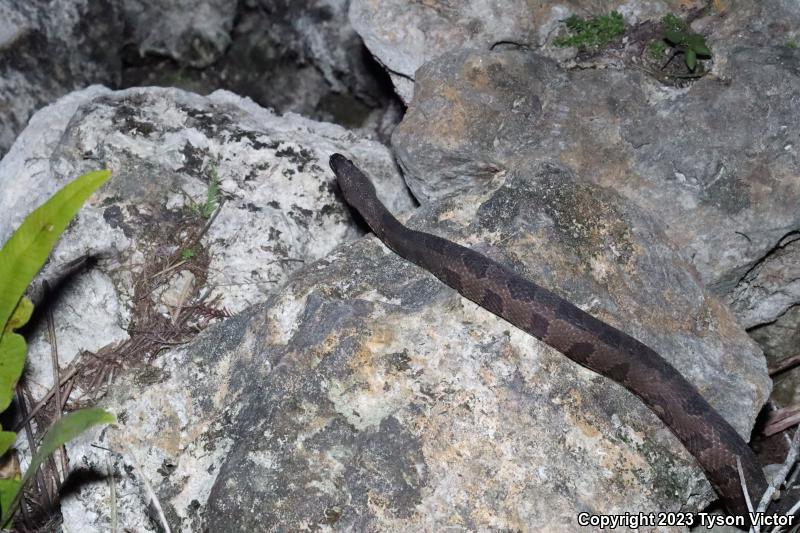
328 153 766 515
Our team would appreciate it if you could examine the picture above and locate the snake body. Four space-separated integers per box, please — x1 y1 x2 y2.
329 153 766 515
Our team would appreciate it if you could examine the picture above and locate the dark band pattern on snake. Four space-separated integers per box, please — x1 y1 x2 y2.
329 153 766 515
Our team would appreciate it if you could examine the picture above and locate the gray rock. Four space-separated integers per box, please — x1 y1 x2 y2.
63 160 767 531
701 0 800 49
349 0 692 103
392 47 800 329
0 0 400 160
751 305 800 407
0 0 122 157
0 83 411 401
728 233 800 328
120 0 237 68
122 0 401 139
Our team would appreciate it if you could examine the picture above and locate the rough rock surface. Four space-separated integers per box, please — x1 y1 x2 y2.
350 1 800 103
0 0 400 160
751 304 800 406
391 47 800 332
122 0 401 134
120 0 237 68
60 159 768 531
0 84 412 400
350 0 800 347
704 0 800 49
349 0 702 103
0 0 122 157
728 234 800 329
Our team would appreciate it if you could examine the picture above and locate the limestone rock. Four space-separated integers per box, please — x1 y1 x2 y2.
120 0 237 68
392 47 800 329
0 83 411 424
0 0 122 156
63 161 768 531
349 0 698 103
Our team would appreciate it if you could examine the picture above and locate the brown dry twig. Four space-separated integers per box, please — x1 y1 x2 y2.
757 431 800 512
765 405 800 437
44 284 68 480
8 196 228 529
13 366 78 433
769 354 800 377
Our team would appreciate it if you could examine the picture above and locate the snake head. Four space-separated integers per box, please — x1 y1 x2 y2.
329 153 400 239
329 153 379 210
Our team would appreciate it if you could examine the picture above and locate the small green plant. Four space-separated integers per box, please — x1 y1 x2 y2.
0 170 116 526
657 14 711 72
554 11 625 49
661 13 684 33
664 29 711 71
786 39 798 49
180 248 196 261
192 165 221 219
648 40 668 59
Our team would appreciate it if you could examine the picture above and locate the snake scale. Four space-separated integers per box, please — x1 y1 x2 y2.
329 153 767 515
